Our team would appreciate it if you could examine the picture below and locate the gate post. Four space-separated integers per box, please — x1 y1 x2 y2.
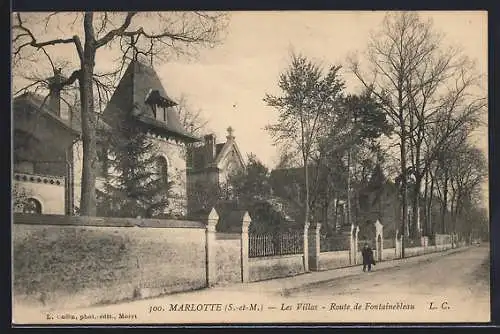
240 211 251 283
374 220 384 262
308 223 321 271
350 224 360 265
303 222 310 272
205 208 219 287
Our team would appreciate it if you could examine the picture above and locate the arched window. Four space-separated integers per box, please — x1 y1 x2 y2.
23 198 42 214
156 156 169 184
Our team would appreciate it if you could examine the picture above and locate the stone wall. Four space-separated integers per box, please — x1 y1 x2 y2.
404 244 453 257
318 250 350 270
155 137 188 216
382 248 398 261
13 214 206 311
214 234 242 285
248 254 305 282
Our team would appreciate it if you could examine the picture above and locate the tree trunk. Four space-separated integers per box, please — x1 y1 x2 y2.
79 13 98 216
441 170 449 234
323 178 330 229
411 173 422 239
400 132 407 258
428 173 435 235
346 149 352 229
304 156 310 225
334 196 339 232
423 169 429 236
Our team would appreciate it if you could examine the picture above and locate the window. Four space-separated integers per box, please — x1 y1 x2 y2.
23 198 42 214
156 156 169 184
145 89 172 123
155 107 167 122
151 104 158 119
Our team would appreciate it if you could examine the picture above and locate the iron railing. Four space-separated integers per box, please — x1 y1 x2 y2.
249 231 303 258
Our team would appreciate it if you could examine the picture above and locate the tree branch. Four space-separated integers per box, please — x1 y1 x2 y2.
14 13 84 62
95 12 138 48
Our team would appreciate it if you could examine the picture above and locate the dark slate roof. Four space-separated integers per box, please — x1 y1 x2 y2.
216 143 224 156
187 145 206 170
187 141 229 170
13 92 110 135
102 60 200 143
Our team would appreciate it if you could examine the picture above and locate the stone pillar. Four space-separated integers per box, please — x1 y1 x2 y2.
303 222 310 272
395 230 401 259
205 207 219 287
350 224 359 265
240 211 251 283
308 223 321 271
374 220 384 262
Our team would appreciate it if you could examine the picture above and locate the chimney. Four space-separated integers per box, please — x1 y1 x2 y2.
204 134 217 164
47 68 65 118
226 126 235 141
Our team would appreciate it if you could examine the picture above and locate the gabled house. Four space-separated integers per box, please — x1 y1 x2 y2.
13 69 109 215
186 127 245 214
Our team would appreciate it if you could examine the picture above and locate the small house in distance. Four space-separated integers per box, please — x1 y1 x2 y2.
186 127 245 215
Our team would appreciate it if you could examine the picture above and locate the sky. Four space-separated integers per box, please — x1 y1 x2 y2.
12 11 489 202
154 11 488 169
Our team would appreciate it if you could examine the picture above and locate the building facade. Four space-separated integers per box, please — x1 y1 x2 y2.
186 127 245 214
13 60 199 217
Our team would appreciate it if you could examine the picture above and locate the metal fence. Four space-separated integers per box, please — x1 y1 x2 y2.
249 231 303 258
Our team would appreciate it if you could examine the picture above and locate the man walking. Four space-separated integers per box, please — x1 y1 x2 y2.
361 243 375 272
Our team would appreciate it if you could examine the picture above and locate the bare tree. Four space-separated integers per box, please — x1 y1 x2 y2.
448 144 487 237
175 93 210 160
348 12 486 255
176 94 209 137
13 11 228 216
423 103 483 235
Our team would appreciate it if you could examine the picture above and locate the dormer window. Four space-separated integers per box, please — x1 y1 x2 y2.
151 103 158 119
145 89 175 124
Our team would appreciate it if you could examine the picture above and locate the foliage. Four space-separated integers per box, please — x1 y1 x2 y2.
12 184 34 213
264 52 345 224
97 113 172 218
188 179 224 214
349 12 486 243
229 153 272 202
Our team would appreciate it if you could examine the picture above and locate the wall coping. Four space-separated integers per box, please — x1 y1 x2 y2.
215 233 241 240
13 213 205 229
319 250 350 256
249 253 304 262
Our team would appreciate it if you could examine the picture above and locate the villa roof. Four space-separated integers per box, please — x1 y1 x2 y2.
13 92 110 135
102 60 200 143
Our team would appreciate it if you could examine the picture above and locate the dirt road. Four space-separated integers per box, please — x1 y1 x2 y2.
14 245 490 324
